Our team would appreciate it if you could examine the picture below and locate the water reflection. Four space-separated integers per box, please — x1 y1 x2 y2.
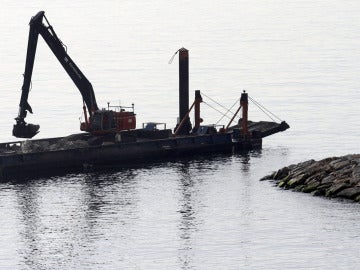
173 152 260 269
14 182 42 268
81 169 139 228
235 149 262 172
9 150 276 269
13 169 140 269
176 162 198 270
174 155 238 269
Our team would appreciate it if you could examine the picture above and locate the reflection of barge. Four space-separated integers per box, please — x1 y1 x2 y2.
0 12 289 180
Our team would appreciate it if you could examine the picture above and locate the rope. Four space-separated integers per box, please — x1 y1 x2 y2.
248 96 282 122
201 92 241 124
215 98 240 125
201 92 233 113
201 92 240 125
168 49 180 64
202 101 234 121
198 92 284 126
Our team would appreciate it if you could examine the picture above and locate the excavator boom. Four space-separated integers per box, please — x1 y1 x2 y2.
14 11 98 138
13 11 135 138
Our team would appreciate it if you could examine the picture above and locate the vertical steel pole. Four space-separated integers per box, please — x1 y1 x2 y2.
178 48 191 134
240 91 249 135
194 90 203 130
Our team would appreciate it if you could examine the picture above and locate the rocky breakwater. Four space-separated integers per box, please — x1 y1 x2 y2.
261 154 360 202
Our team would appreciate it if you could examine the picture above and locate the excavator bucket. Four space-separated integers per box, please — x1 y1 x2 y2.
12 123 40 138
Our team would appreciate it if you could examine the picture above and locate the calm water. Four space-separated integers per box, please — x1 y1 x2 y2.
1 0 360 269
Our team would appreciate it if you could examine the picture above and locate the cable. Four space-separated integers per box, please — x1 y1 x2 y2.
202 101 234 121
168 49 180 64
215 98 240 125
249 96 283 122
201 92 233 113
201 92 242 124
201 92 284 125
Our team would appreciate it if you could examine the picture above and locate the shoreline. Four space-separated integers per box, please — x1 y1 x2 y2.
261 154 360 202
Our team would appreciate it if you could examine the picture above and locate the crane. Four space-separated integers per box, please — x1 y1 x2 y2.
13 11 136 138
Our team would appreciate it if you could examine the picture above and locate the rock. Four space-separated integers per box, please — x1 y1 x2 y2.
294 185 305 192
303 181 320 193
273 167 290 180
311 189 325 196
336 187 360 200
21 140 33 153
350 167 360 185
261 154 360 202
355 194 360 202
306 161 327 175
325 183 350 197
259 173 275 181
316 182 332 191
298 159 316 168
287 174 307 188
322 164 334 174
330 159 351 170
278 180 288 188
278 175 291 187
321 174 336 184
344 154 360 162
333 177 351 185
20 140 51 153
304 172 324 185
337 166 355 179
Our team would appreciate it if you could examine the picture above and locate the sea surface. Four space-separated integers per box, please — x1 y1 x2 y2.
1 1 360 269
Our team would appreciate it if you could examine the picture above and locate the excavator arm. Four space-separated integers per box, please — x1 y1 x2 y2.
13 11 98 138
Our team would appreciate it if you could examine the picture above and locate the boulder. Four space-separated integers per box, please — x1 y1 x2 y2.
326 183 350 197
329 159 351 170
336 187 360 200
273 167 290 180
303 181 320 193
321 174 336 184
287 174 307 188
350 167 360 185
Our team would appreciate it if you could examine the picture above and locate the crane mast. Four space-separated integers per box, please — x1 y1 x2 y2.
13 11 135 138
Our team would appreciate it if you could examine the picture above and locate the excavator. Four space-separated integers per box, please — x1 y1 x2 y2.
13 11 136 138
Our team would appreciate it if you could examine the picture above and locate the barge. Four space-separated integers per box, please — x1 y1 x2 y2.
1 79 289 180
0 11 289 180
0 117 288 180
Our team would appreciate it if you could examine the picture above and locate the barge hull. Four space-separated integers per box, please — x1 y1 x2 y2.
0 133 261 180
